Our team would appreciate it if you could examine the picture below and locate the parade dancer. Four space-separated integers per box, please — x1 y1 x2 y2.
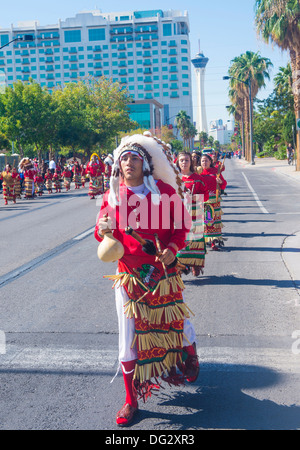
34 171 44 196
0 164 16 205
95 132 199 427
191 151 202 174
212 153 227 196
86 153 105 199
62 166 72 191
12 167 21 199
200 154 227 251
72 160 81 189
80 163 87 188
19 158 36 199
176 152 209 277
212 152 225 172
103 154 113 192
53 169 62 193
44 169 53 194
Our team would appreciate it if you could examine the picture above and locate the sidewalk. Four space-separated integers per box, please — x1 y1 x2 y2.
235 156 300 183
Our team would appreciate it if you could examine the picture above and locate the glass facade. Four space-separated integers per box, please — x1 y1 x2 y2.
128 103 151 129
64 30 81 43
0 9 192 126
89 28 106 41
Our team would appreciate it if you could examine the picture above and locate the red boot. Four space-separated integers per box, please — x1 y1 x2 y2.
182 343 199 383
116 360 138 426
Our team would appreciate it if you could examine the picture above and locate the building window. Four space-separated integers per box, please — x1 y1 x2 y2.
89 28 106 41
0 35 9 47
64 30 81 43
163 23 172 36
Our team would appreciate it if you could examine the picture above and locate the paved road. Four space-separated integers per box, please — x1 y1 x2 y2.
0 159 300 430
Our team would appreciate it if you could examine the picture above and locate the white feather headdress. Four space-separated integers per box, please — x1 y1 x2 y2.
108 131 183 207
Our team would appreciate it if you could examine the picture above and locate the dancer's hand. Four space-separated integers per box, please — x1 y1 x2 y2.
156 248 175 266
98 214 112 236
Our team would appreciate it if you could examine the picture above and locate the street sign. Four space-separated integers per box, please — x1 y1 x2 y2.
297 118 300 131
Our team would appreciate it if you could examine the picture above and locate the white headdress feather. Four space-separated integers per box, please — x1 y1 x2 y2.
108 132 183 207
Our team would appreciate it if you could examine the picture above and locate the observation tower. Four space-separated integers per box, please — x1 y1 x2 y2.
191 43 209 134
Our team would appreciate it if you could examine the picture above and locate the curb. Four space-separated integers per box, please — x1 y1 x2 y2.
281 231 300 295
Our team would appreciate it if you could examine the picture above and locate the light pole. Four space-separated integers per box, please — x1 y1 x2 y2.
223 75 255 165
0 35 34 51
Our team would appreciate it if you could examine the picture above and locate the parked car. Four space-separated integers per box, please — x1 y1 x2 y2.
202 147 214 156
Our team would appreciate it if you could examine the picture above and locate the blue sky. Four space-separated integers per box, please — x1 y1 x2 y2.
0 0 289 126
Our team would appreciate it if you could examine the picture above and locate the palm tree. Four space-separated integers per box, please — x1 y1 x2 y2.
228 89 245 157
187 122 198 149
255 0 300 170
199 131 209 149
274 63 295 111
175 110 191 149
228 51 273 162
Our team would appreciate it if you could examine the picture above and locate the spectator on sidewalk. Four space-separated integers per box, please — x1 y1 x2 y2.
286 143 295 165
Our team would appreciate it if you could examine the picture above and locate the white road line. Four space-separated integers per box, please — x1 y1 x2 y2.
0 346 299 373
0 346 119 371
242 172 269 214
198 347 300 373
73 228 94 241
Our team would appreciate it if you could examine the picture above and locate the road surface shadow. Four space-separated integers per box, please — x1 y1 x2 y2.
185 274 296 290
139 363 300 430
221 246 299 253
223 232 289 239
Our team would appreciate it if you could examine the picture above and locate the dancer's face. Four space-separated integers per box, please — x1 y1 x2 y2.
178 154 191 174
120 152 144 186
201 156 211 169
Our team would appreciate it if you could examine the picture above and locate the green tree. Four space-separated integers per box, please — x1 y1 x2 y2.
0 80 57 159
0 81 28 157
255 0 300 170
52 77 134 160
198 131 209 149
0 131 10 151
175 110 191 148
228 51 273 161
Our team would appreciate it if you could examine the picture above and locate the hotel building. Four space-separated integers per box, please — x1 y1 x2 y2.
0 9 193 129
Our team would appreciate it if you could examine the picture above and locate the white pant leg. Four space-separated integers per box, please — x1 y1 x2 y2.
116 284 196 361
115 285 138 362
183 319 197 347
181 291 197 346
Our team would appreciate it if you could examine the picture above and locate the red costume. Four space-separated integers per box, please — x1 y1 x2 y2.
44 171 53 193
72 162 81 189
62 168 72 191
34 174 44 196
24 168 36 198
80 164 87 187
86 157 105 198
53 171 62 193
94 133 198 427
200 167 227 249
0 167 17 204
176 173 209 275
